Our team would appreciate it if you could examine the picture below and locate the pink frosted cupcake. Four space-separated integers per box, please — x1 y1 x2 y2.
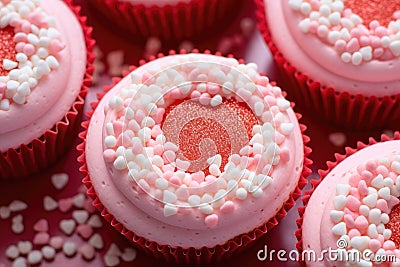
0 0 95 179
298 133 400 266
88 0 244 41
78 51 311 263
256 0 400 129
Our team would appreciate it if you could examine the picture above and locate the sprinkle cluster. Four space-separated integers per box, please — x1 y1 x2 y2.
331 156 400 266
1 173 137 266
103 55 294 228
289 0 400 65
0 0 64 111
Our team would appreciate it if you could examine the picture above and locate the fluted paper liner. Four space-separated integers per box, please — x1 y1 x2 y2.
77 50 312 264
0 0 96 180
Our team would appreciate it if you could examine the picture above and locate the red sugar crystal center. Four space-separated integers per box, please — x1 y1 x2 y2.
0 26 17 77
386 203 400 248
345 0 400 27
162 98 258 174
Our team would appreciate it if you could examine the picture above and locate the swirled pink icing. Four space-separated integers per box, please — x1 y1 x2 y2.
0 0 87 151
264 0 400 97
85 54 305 248
302 140 400 267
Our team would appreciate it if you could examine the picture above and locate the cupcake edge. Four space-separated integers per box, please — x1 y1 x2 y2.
0 0 96 180
77 49 312 264
295 132 400 266
255 0 400 129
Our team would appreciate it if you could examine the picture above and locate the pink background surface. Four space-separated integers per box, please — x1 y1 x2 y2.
0 1 391 266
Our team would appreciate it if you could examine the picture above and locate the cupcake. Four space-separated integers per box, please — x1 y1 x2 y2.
88 0 244 41
298 133 400 266
78 51 311 263
256 0 400 129
0 0 95 179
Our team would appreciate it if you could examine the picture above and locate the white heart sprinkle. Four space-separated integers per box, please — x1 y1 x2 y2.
12 214 23 223
17 241 32 255
72 193 86 208
333 195 347 210
350 236 369 251
106 243 122 257
336 184 351 196
121 247 137 262
5 245 19 259
362 193 377 208
9 200 28 212
41 246 56 260
59 219 76 236
12 257 27 267
88 233 104 250
72 210 89 225
87 215 103 228
378 187 391 201
163 204 178 217
63 241 77 257
332 222 347 236
104 254 120 267
12 222 24 234
371 174 384 189
43 196 58 211
51 173 69 190
329 210 344 223
27 250 42 265
0 206 10 219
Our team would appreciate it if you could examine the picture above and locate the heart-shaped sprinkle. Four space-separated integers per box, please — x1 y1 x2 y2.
49 236 64 250
88 234 104 250
121 247 137 262
104 254 120 267
51 173 69 190
72 193 86 208
59 219 76 236
12 258 27 267
106 243 122 257
62 241 77 257
87 214 103 228
33 219 49 232
76 224 93 240
5 245 19 259
43 196 58 211
12 222 24 234
27 250 42 265
33 232 50 246
9 200 27 212
41 246 56 260
72 210 89 225
58 198 73 213
79 243 95 261
17 241 32 255
0 206 10 219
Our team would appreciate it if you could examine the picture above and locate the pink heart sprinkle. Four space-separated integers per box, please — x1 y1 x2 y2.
33 219 49 232
220 201 235 214
58 198 73 213
205 214 219 228
76 224 93 240
33 232 50 246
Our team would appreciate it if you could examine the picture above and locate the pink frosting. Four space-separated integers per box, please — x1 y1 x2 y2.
85 54 305 248
265 0 400 97
302 140 400 267
0 0 87 151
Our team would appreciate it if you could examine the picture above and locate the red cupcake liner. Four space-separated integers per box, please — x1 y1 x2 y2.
88 0 243 42
255 0 400 130
0 0 95 180
295 132 400 266
77 49 313 264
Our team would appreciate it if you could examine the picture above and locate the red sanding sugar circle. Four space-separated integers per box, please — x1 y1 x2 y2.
0 26 17 77
162 98 259 174
345 0 400 27
386 203 400 248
